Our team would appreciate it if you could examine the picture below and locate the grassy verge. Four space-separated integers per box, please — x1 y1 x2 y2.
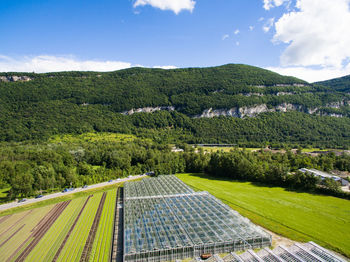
177 173 350 258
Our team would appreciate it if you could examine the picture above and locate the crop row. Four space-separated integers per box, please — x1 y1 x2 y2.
15 201 71 261
56 193 103 262
89 188 117 262
0 205 53 261
25 197 87 262
0 187 119 262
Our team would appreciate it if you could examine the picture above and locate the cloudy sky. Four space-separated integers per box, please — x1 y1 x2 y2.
1 0 350 82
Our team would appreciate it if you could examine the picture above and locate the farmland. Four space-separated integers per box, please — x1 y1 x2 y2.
177 173 350 257
0 188 118 262
1 174 349 261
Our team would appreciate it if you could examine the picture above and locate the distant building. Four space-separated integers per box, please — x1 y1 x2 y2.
299 168 349 186
171 146 184 152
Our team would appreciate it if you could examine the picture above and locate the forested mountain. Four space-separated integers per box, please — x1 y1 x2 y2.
0 64 350 147
315 74 350 92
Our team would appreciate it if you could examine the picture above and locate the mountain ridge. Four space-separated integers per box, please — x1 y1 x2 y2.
0 63 349 147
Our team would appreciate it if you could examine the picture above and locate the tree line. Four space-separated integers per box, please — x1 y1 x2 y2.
0 136 349 200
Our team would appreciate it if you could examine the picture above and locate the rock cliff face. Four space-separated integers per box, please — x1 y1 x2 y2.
195 104 273 118
0 76 32 82
195 102 347 118
120 102 348 118
122 106 175 115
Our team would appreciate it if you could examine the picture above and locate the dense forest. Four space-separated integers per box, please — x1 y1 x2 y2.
0 65 350 201
316 75 350 92
0 64 350 147
0 134 349 200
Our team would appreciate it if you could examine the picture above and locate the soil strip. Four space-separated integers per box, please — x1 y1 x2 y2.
13 201 71 262
6 203 64 262
0 210 32 239
52 195 93 262
0 224 26 248
80 192 107 262
0 214 12 226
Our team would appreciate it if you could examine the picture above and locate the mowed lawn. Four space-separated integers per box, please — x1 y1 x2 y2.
177 173 350 257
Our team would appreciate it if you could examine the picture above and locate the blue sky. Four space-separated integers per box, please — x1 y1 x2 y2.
1 0 350 82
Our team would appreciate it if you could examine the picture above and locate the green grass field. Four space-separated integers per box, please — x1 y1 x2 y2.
200 147 259 153
0 188 9 198
199 146 335 154
177 173 350 257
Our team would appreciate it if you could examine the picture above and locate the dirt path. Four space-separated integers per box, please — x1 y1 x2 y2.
264 228 296 248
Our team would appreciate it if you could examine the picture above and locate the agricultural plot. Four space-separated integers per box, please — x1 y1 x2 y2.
89 188 117 262
177 173 350 258
0 203 62 261
0 188 118 262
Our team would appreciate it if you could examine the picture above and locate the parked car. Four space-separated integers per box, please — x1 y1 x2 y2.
108 180 113 182
18 198 27 203
82 185 88 188
35 194 43 199
62 188 74 193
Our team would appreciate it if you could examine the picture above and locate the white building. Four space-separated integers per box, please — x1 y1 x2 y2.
299 168 349 186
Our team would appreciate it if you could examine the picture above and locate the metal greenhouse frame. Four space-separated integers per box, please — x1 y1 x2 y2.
123 176 272 262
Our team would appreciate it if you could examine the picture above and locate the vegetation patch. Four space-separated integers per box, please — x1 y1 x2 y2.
48 132 137 145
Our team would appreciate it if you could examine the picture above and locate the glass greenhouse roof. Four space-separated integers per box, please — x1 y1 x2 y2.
123 176 271 261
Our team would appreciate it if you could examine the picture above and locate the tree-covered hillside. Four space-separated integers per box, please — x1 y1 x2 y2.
0 64 349 147
315 74 350 92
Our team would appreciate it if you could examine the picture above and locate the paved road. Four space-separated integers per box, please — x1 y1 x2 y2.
0 175 146 212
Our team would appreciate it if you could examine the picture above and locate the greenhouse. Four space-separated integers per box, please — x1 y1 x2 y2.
123 176 272 262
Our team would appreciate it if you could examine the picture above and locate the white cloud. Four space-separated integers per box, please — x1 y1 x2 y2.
249 26 254 31
273 0 350 69
263 18 275 32
153 65 177 69
266 65 350 82
0 55 180 73
222 34 229 40
0 55 133 73
133 0 195 14
234 29 240 35
263 0 291 10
